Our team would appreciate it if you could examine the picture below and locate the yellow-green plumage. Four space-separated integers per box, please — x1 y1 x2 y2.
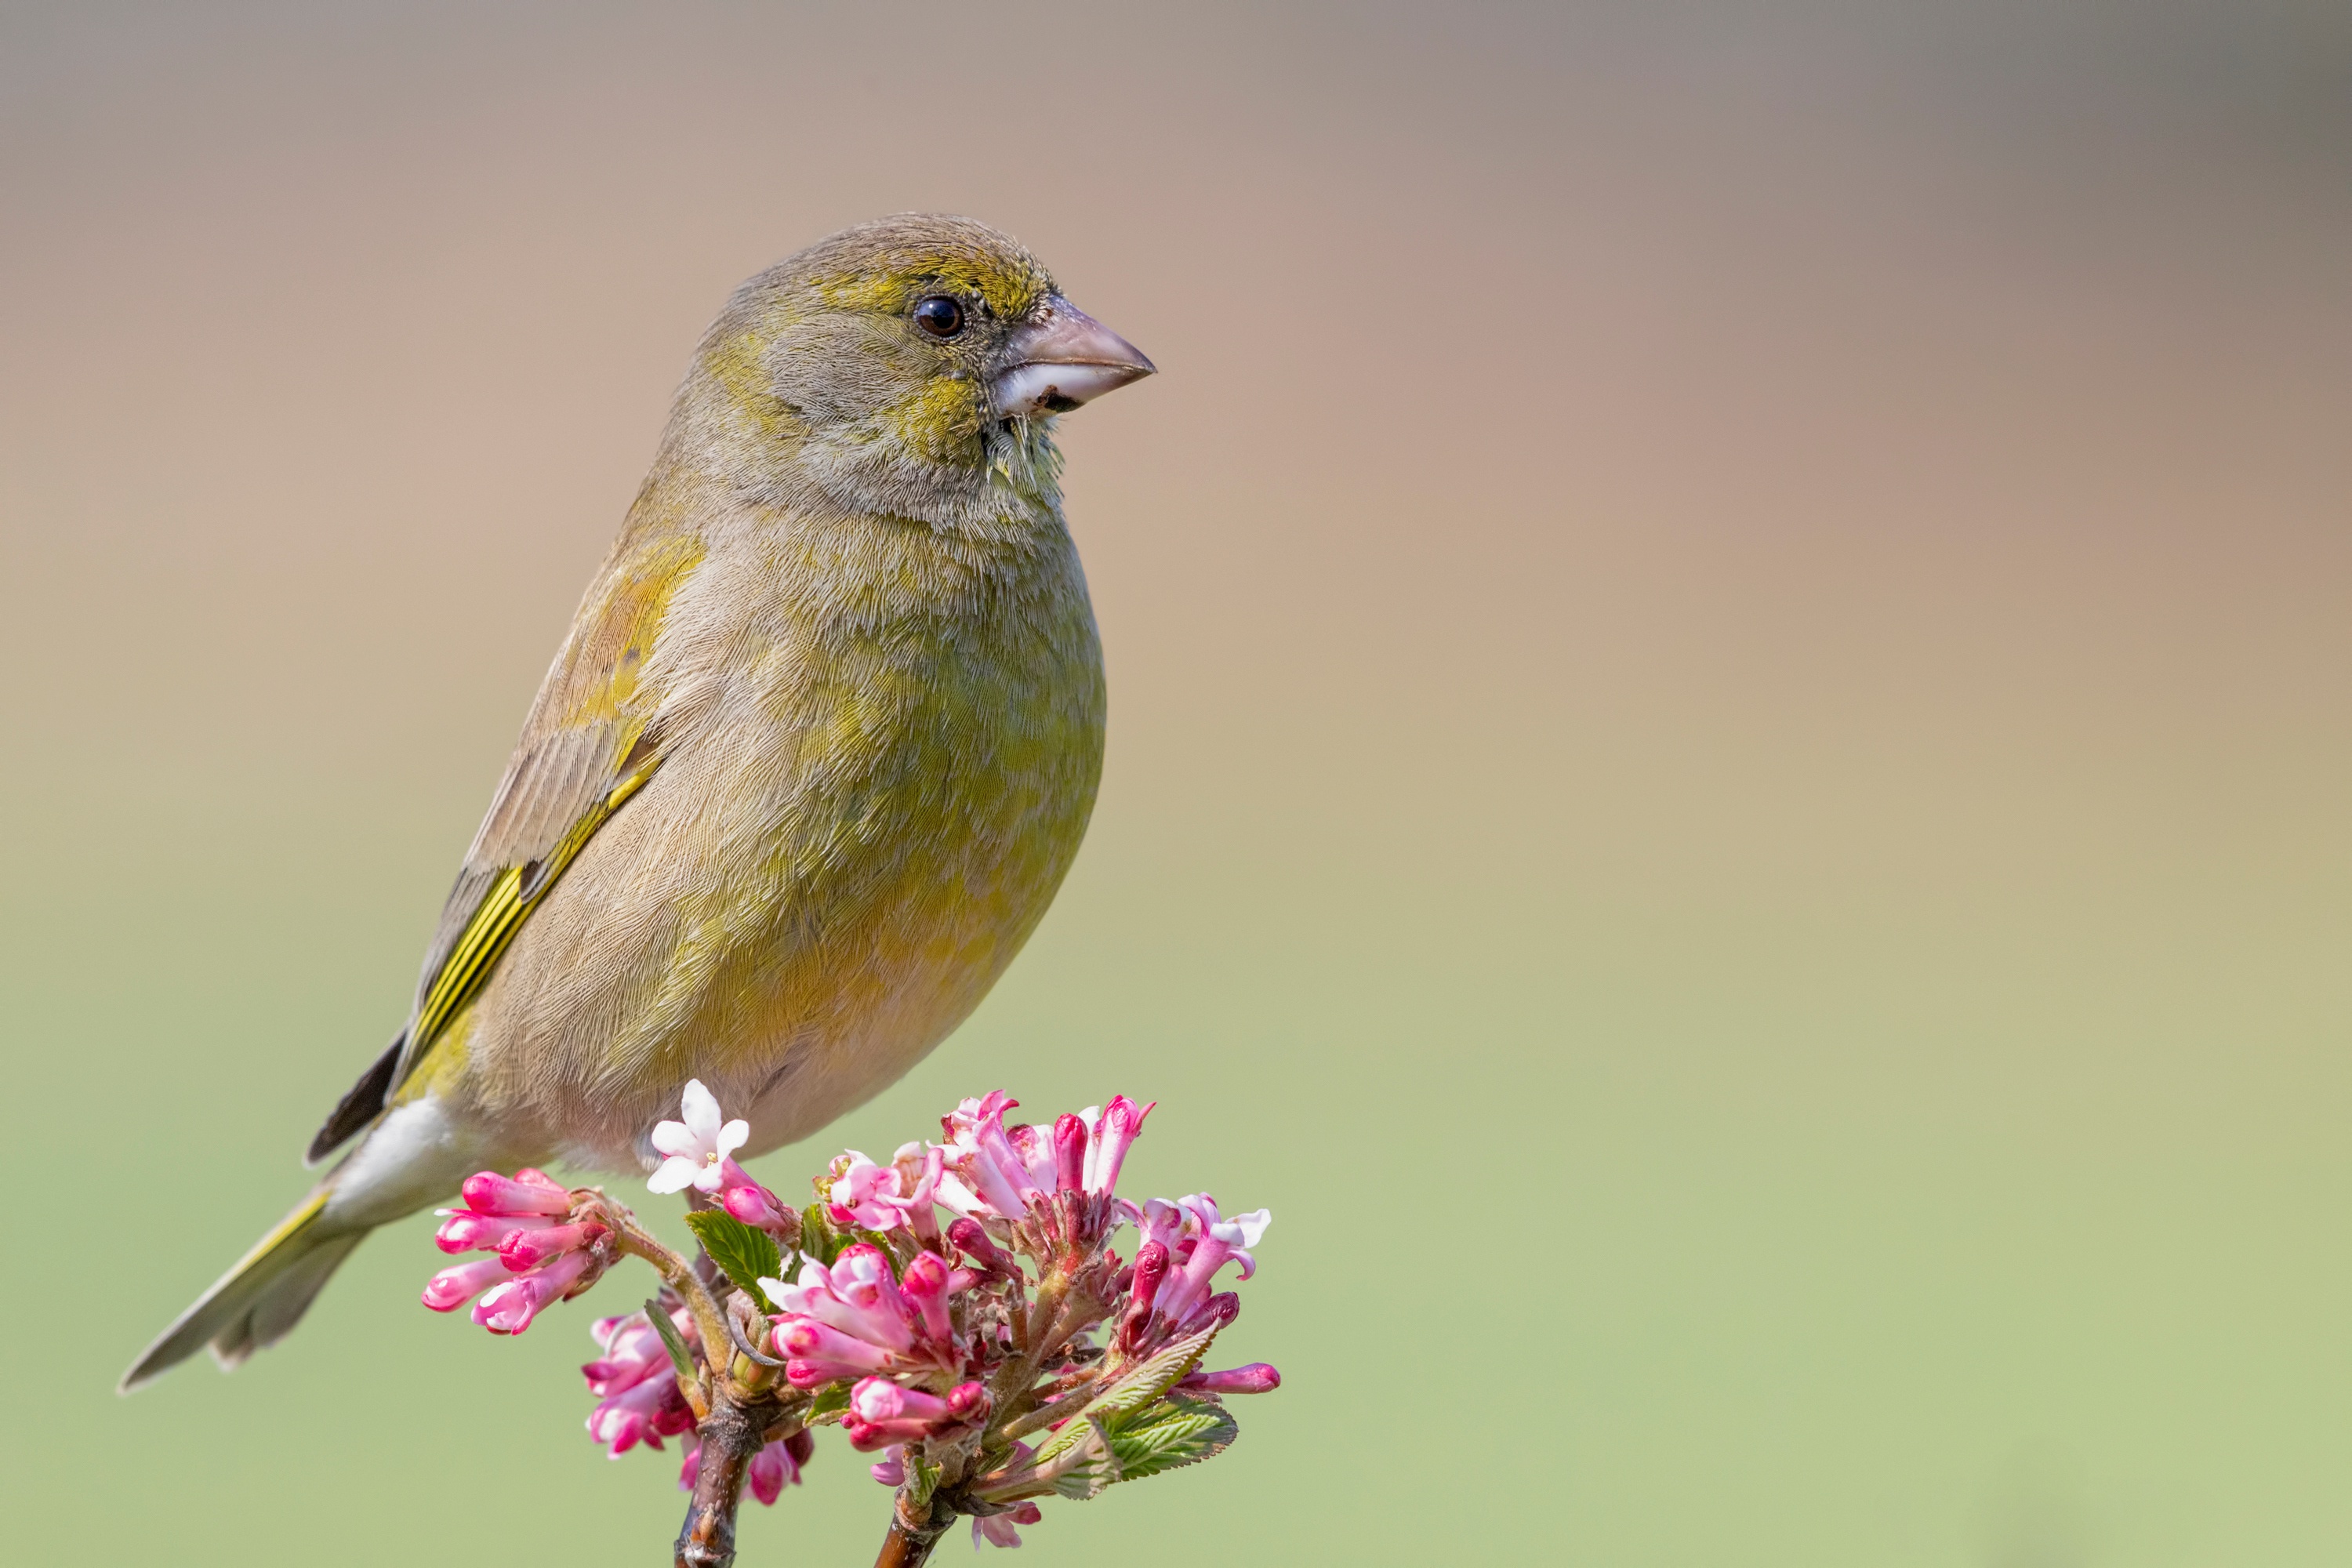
124 215 1149 1389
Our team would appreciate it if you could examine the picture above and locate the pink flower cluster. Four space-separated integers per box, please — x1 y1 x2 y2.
824 1143 943 1239
761 1243 989 1453
422 1169 611 1334
935 1091 1152 1222
1116 1193 1272 1360
580 1308 818 1504
416 1080 1279 1553
582 1308 695 1457
764 1091 1279 1548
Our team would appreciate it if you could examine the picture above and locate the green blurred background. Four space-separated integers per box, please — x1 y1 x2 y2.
3 2 2348 1562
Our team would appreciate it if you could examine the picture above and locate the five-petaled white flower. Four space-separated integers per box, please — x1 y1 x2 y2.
647 1080 750 1195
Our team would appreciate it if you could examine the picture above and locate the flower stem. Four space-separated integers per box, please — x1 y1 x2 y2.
994 1367 1105 1442
988 1274 1068 1421
608 1212 734 1406
872 1493 953 1568
673 1388 767 1568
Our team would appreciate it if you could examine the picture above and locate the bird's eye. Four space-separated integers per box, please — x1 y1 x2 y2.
913 296 966 338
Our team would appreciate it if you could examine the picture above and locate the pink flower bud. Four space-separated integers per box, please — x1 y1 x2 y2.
1086 1096 1152 1196
1130 1240 1169 1310
746 1438 800 1504
787 1358 875 1390
588 1369 683 1456
1053 1113 1088 1192
777 1319 893 1372
948 1218 1014 1276
582 1355 663 1399
845 1377 989 1441
1178 1362 1281 1395
786 1428 815 1467
829 1246 916 1351
898 1251 953 1342
869 1447 906 1486
422 1255 512 1312
974 1504 1040 1549
850 1378 948 1425
1117 1240 1170 1348
470 1250 593 1334
720 1178 789 1231
434 1210 557 1254
1186 1290 1242 1334
945 1381 989 1421
844 1419 900 1452
497 1221 608 1272
460 1171 573 1218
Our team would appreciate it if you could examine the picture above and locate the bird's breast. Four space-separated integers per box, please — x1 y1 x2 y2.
481 514 1106 1165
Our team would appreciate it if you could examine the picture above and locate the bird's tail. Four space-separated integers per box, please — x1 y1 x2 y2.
119 1185 370 1392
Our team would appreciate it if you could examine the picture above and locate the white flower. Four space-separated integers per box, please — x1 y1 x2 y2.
647 1080 749 1195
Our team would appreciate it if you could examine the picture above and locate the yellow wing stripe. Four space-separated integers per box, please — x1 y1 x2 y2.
406 759 662 1073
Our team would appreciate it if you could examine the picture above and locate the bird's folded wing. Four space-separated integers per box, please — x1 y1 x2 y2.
307 529 704 1163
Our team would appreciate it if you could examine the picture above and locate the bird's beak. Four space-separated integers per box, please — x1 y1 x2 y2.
991 295 1155 418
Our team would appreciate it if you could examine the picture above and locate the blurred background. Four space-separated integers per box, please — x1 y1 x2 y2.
2 2 2347 1563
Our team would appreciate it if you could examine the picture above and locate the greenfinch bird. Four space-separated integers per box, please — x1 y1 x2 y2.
124 214 1152 1390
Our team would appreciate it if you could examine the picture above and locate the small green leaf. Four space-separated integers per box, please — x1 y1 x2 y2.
797 1204 844 1269
683 1210 784 1301
1040 1393 1242 1499
1046 1416 1121 1500
1105 1396 1237 1483
804 1382 852 1425
905 1447 943 1512
1082 1325 1221 1425
645 1300 697 1381
1029 1402 1098 1473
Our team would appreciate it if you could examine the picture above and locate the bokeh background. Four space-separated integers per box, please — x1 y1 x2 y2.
3 2 2348 1562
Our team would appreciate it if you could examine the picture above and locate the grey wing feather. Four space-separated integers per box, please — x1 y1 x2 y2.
413 723 623 1014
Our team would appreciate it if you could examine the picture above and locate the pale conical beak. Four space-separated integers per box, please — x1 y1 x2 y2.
990 295 1155 418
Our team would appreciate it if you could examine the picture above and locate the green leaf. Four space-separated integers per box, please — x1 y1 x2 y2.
797 1205 845 1269
1105 1396 1237 1483
645 1300 697 1381
1081 1325 1221 1425
683 1210 784 1303
1029 1321 1221 1477
804 1381 852 1426
905 1447 943 1512
1039 1392 1243 1500
1029 1402 1099 1474
1025 1329 1225 1497
1045 1416 1121 1500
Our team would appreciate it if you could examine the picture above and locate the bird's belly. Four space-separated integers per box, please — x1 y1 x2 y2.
466 659 1103 1170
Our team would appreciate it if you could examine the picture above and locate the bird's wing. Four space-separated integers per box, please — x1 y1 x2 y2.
307 529 706 1163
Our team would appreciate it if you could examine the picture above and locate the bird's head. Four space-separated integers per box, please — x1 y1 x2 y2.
685 214 1153 532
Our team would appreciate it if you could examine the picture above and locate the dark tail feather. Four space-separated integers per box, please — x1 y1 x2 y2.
307 1032 404 1166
